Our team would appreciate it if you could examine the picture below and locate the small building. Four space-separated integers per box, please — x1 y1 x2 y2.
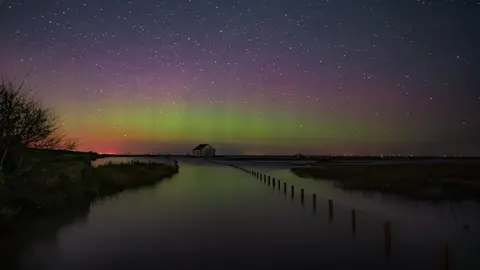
192 144 216 157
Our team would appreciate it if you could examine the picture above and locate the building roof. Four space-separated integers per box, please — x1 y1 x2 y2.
193 144 210 150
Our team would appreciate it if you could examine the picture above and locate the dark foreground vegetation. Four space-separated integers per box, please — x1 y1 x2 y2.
291 162 480 201
0 149 179 228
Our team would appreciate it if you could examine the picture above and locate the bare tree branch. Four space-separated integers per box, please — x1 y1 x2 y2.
0 77 78 173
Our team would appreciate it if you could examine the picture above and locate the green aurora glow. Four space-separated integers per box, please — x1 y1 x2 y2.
60 100 411 154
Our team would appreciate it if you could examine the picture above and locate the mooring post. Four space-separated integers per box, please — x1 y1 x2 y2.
351 210 356 238
440 243 449 270
272 177 275 188
291 185 295 198
284 182 287 194
328 199 333 222
278 180 280 190
313 194 317 211
384 222 392 257
300 189 304 203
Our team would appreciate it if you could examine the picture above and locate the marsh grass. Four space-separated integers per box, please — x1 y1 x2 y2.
0 151 179 227
291 163 480 201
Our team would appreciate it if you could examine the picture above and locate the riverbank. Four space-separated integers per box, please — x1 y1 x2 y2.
0 155 179 228
291 162 480 201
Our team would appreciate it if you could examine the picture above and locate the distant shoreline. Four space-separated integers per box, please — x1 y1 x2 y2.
98 154 480 161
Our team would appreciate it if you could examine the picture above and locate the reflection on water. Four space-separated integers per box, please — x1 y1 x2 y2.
3 157 480 270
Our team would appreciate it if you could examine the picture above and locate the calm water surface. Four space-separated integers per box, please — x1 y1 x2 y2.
5 157 480 270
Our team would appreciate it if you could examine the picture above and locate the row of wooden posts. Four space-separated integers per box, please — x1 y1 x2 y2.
226 163 450 270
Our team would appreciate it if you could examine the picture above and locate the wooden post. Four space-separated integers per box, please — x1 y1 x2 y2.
300 189 304 203
284 182 287 194
351 210 356 238
440 243 449 270
278 180 280 190
272 177 275 188
291 185 295 198
268 176 270 186
384 222 392 257
328 199 333 222
312 194 317 212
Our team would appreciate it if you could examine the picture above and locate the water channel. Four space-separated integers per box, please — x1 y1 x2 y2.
4 157 479 270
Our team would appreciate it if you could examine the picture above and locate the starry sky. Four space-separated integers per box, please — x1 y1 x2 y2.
1 0 479 156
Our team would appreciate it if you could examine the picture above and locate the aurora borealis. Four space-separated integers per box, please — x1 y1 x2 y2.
0 0 479 155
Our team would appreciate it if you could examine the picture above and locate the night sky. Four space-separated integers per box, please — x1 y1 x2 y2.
1 0 479 155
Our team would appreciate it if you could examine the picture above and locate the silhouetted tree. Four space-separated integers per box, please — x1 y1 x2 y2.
0 78 77 174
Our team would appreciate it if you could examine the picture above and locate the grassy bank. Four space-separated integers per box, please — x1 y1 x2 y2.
0 154 179 227
291 162 480 201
